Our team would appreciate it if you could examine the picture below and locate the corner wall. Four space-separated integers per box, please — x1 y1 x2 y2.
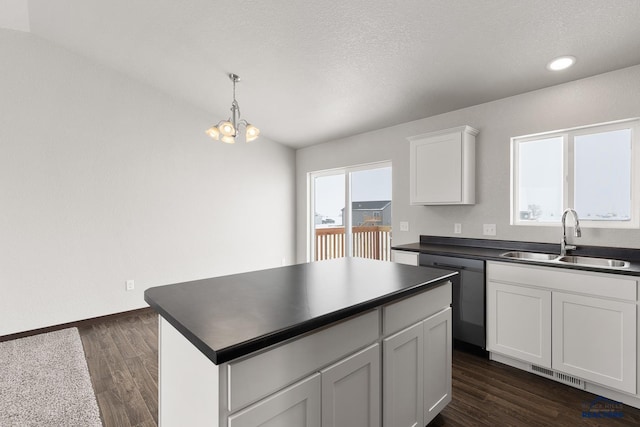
296 65 640 262
0 30 296 335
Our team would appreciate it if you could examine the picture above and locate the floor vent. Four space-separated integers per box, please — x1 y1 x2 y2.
530 365 586 389
555 371 585 389
531 365 554 377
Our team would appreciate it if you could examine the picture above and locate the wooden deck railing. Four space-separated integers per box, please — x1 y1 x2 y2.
314 226 392 261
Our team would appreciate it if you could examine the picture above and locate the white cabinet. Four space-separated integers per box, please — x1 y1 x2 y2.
486 281 551 367
231 344 381 427
552 292 636 394
486 261 638 397
383 306 452 427
423 307 452 425
234 343 382 427
228 374 321 427
383 322 423 427
321 344 380 427
391 250 419 266
408 125 478 205
227 311 379 412
158 282 453 426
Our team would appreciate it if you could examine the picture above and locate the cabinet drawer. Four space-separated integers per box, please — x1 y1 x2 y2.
392 250 419 266
487 262 637 301
227 309 379 412
383 281 451 336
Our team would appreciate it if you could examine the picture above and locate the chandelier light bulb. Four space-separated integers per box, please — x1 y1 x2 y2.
205 126 220 140
221 135 235 144
219 121 235 137
245 124 260 142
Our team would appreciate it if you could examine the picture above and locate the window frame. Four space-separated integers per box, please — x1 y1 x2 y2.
510 118 640 229
307 161 392 262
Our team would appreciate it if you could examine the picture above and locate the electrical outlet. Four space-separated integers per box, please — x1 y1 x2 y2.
126 280 135 291
400 221 409 232
483 224 497 236
454 223 462 234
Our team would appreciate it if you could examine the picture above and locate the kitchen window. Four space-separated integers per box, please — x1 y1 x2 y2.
511 118 640 228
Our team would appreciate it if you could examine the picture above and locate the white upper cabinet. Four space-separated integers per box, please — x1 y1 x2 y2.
408 126 478 205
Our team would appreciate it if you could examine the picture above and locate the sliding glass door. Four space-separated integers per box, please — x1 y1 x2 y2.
312 172 346 260
310 162 392 262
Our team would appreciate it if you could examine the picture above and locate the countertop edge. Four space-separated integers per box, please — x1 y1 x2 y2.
144 271 457 365
145 298 222 364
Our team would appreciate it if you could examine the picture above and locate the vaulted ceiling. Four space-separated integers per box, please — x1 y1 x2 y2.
5 0 640 148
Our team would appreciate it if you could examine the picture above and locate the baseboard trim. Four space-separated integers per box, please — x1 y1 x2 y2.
0 307 155 342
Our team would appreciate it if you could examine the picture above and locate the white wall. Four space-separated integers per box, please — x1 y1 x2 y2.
0 30 296 336
296 65 640 262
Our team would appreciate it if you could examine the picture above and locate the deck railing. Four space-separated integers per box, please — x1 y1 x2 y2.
314 226 392 261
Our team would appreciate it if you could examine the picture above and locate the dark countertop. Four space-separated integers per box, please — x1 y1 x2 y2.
393 236 640 276
144 258 456 365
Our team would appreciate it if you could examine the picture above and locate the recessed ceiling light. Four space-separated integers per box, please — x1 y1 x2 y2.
547 56 576 71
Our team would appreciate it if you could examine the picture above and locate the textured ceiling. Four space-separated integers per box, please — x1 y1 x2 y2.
0 0 30 32
19 0 640 147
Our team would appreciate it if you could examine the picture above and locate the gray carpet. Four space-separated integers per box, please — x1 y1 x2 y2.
0 327 102 426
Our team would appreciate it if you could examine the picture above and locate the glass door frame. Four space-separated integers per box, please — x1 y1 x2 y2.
307 160 392 262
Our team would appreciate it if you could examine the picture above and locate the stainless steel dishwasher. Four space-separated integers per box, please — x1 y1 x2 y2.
419 253 485 349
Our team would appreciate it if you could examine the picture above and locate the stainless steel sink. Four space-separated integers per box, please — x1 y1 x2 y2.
500 251 557 261
556 255 630 269
500 251 631 269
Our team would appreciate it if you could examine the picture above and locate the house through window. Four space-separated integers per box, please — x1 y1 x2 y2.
309 162 392 261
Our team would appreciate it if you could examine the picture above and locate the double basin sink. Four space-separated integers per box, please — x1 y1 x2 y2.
501 251 630 269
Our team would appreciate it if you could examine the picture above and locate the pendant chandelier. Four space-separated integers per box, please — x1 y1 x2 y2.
205 73 260 144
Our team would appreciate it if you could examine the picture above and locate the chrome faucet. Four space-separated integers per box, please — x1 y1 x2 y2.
560 208 581 256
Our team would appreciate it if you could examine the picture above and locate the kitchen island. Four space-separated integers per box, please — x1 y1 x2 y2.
145 257 455 426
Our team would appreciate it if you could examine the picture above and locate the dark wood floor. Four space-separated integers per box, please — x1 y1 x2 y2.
79 310 640 426
79 310 158 427
433 349 640 427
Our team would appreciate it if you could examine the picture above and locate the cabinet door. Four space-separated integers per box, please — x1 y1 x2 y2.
321 344 380 427
383 322 424 427
423 307 452 426
552 292 637 394
410 132 463 204
228 373 321 427
487 282 552 367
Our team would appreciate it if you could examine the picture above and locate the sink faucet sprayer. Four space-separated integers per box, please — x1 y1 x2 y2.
560 208 581 256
